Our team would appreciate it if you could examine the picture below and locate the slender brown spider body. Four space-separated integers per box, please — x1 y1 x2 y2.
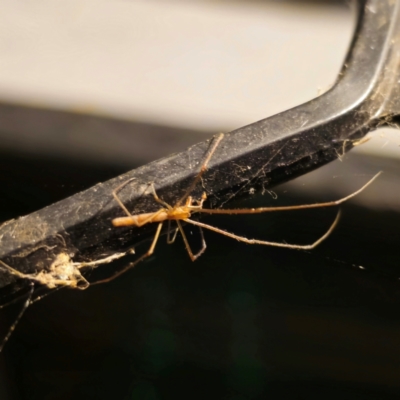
112 195 206 227
94 133 380 285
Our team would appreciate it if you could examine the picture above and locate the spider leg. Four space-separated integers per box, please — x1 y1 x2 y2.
0 260 32 280
176 220 207 261
113 180 171 220
149 183 172 210
0 282 34 353
199 172 380 215
112 178 137 217
0 285 37 309
183 210 341 251
29 286 65 305
90 222 163 285
175 133 224 207
166 220 179 244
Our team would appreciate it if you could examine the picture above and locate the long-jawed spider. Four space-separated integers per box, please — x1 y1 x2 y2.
93 133 380 285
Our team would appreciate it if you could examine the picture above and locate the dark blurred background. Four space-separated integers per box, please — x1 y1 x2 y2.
1 1 400 399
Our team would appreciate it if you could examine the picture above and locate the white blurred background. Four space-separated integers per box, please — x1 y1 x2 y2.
0 0 353 131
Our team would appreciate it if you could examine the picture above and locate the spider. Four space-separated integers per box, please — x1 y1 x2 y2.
0 134 379 351
92 133 380 285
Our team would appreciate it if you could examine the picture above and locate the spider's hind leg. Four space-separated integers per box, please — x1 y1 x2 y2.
148 183 172 210
176 220 207 261
166 220 179 244
112 178 137 218
0 282 34 353
91 222 164 285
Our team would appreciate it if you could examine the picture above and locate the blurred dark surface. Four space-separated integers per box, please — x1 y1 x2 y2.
1 131 400 400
